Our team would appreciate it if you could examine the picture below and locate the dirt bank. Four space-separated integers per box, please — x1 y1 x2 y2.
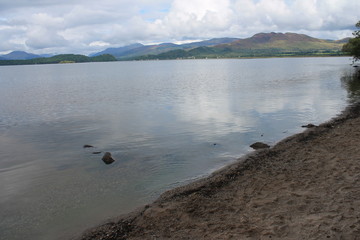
77 103 360 240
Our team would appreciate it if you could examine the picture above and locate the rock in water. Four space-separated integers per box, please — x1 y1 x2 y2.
102 152 115 165
83 144 94 148
301 124 317 128
250 142 270 150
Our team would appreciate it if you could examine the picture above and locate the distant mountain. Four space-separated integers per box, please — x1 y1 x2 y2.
182 38 239 48
334 38 351 44
38 54 54 58
115 43 181 59
91 42 180 59
216 32 343 51
132 32 348 60
91 38 240 59
90 43 144 57
0 51 41 60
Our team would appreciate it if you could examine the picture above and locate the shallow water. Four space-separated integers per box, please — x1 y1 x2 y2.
0 57 357 240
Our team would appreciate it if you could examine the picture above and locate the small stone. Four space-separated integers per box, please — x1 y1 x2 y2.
250 142 270 150
102 152 115 165
83 144 94 148
92 151 102 154
301 124 317 128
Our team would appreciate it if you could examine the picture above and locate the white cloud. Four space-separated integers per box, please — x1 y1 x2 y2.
89 41 110 47
23 13 67 50
0 0 358 55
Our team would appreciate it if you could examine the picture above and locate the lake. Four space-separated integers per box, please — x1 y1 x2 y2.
0 57 358 240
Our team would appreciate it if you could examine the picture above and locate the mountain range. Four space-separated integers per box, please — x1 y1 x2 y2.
89 37 239 59
92 32 348 60
0 32 349 61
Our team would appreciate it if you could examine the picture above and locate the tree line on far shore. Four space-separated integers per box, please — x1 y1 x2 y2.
0 54 116 66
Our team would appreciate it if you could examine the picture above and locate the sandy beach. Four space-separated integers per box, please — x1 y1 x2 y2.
77 102 360 240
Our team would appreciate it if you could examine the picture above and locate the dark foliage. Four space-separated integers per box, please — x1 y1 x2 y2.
342 21 360 62
0 54 116 66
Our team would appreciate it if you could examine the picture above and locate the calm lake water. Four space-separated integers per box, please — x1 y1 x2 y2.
0 57 358 240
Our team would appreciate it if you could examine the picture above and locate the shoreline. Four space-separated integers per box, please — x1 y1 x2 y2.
77 102 360 240
0 55 349 67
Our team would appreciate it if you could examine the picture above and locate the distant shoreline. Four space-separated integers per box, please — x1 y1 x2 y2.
125 52 346 61
0 54 116 66
0 53 349 66
124 54 349 61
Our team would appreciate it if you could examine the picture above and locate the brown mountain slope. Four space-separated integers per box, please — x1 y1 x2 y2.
215 32 343 52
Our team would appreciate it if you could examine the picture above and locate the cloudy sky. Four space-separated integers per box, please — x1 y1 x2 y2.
0 0 359 55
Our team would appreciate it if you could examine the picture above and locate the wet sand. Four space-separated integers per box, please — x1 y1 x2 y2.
77 103 360 240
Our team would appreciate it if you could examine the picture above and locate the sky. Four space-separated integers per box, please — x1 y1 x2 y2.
0 0 359 55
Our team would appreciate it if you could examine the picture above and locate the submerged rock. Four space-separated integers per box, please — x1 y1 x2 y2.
83 144 94 148
92 151 102 154
102 152 115 165
301 124 317 128
250 142 270 150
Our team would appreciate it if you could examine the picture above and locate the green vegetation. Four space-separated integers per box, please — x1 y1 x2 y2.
342 21 360 62
130 48 344 61
0 54 116 66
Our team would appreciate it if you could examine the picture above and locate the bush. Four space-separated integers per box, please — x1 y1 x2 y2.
342 21 360 62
